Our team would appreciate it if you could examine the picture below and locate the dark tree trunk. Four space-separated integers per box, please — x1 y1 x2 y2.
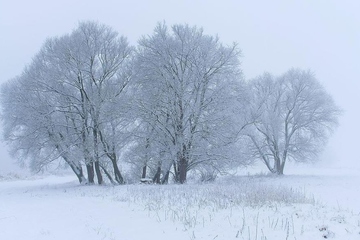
161 170 170 184
152 166 161 184
94 161 103 184
97 129 124 184
274 156 284 175
100 164 116 184
69 163 86 184
173 162 180 183
54 141 87 184
179 156 188 184
110 158 124 184
92 125 103 185
277 161 285 175
60 153 86 184
86 162 95 184
143 137 150 179
142 165 147 179
176 143 188 184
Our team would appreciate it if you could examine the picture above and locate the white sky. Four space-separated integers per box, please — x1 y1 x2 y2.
0 0 359 173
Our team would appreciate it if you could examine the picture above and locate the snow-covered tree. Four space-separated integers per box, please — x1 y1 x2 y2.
244 69 341 174
1 21 133 184
132 23 244 183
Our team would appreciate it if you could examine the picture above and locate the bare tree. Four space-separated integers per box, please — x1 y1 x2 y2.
133 23 244 183
69 22 133 184
244 69 341 174
1 21 133 184
1 69 88 182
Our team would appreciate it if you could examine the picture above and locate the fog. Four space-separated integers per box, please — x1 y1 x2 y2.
1 0 359 174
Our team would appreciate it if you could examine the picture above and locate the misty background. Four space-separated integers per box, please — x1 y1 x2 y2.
1 0 359 174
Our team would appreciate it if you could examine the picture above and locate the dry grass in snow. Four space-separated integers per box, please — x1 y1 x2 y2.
1 173 360 239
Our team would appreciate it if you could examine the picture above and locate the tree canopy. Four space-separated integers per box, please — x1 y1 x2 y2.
0 22 341 183
243 69 341 174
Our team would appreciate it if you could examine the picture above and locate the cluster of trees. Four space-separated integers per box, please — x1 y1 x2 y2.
0 21 341 184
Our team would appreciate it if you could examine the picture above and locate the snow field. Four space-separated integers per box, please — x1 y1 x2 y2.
0 173 359 239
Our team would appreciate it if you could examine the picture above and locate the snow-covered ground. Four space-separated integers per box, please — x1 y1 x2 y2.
1 166 360 240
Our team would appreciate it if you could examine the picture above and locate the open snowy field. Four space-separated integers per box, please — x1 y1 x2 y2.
1 167 360 240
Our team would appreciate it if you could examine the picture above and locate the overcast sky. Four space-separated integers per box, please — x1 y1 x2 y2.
0 0 359 173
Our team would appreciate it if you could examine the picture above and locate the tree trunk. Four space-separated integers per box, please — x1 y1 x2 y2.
110 158 124 184
61 153 86 184
143 137 150 179
69 163 86 184
94 161 103 184
179 156 188 184
55 142 87 184
142 165 147 179
86 162 95 184
173 162 180 183
279 161 285 175
161 170 170 184
92 125 103 184
97 129 124 184
152 166 161 184
274 156 284 175
100 164 116 184
161 162 172 184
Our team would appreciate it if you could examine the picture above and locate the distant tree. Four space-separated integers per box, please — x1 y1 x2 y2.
244 69 341 174
132 23 244 183
0 21 133 184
